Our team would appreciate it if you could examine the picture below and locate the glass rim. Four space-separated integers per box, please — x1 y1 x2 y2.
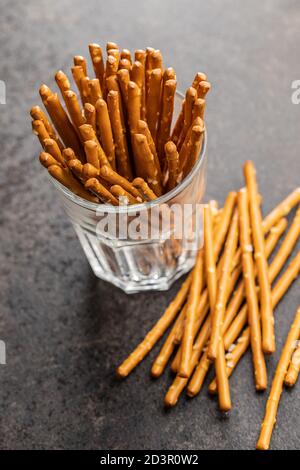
49 90 207 214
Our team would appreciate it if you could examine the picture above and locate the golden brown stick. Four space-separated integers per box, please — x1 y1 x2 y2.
107 90 132 180
43 138 65 167
79 124 110 168
32 119 50 148
74 55 87 76
171 103 184 146
165 141 179 192
132 134 163 196
238 188 267 390
39 84 52 105
182 121 205 178
117 68 130 107
88 78 103 104
84 103 96 131
192 98 206 122
106 55 118 78
48 164 98 202
151 49 163 70
119 58 131 71
187 219 287 397
63 90 86 129
85 177 118 205
107 48 120 62
106 41 118 52
136 120 162 179
84 140 100 169
80 76 91 104
215 338 232 411
66 158 85 180
192 72 207 90
44 92 84 160
208 210 239 359
100 165 143 201
146 68 162 141
121 49 132 62
244 161 274 354
156 79 177 163
131 61 143 92
71 66 85 103
110 185 139 205
204 205 217 313
177 87 197 150
127 81 141 133
209 250 300 395
197 81 211 99
132 177 157 201
95 99 116 169
39 151 62 169
55 70 71 95
284 340 300 387
177 119 199 177
117 275 192 378
257 307 300 450
179 250 204 378
89 43 105 88
163 67 176 82
30 105 64 151
262 188 300 232
134 50 146 119
145 47 154 104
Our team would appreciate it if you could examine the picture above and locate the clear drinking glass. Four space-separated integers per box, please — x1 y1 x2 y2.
50 93 207 293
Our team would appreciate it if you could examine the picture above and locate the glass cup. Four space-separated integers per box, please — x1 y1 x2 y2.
50 93 207 293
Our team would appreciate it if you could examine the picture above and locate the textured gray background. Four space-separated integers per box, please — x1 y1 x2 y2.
0 0 300 450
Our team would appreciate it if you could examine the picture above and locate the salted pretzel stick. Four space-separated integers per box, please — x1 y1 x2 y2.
84 103 96 131
84 140 100 169
88 79 103 104
71 66 85 103
177 117 201 178
262 188 300 232
156 79 177 162
187 220 287 397
55 70 71 95
177 87 197 150
192 72 207 90
106 55 118 78
146 68 162 141
79 124 110 168
30 105 64 150
44 93 84 160
80 76 91 104
179 251 204 377
209 251 300 395
257 307 300 450
284 340 300 387
132 134 163 196
182 121 205 178
238 188 267 390
244 161 274 354
100 166 143 201
145 47 154 104
66 158 85 180
134 49 146 119
119 58 131 71
89 43 105 88
132 178 157 201
107 90 132 180
137 120 162 179
204 205 217 313
63 90 86 129
165 141 179 191
197 81 211 99
192 98 206 122
120 49 131 62
117 68 130 107
110 185 139 205
117 275 192 378
108 47 120 62
85 178 118 205
106 41 118 52
39 151 62 168
48 164 97 202
95 99 116 169
127 81 141 133
74 55 87 76
151 50 163 70
43 138 65 167
131 61 143 92
171 103 184 146
39 84 52 105
32 119 50 147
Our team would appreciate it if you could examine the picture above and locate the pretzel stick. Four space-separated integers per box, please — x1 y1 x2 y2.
257 307 300 450
145 47 154 105
71 66 85 103
66 158 84 180
119 58 131 71
163 67 176 82
192 98 206 122
39 84 52 105
117 68 130 107
177 87 197 150
110 185 139 205
262 188 300 232
80 76 91 104
89 43 105 88
208 251 300 395
284 340 300 387
55 70 71 95
39 151 62 169
32 119 50 148
137 120 162 179
100 165 143 201
84 103 96 131
171 103 184 146
95 99 116 169
48 164 97 202
192 72 207 90
238 188 267 390
131 61 143 92
132 134 163 196
117 275 192 378
134 50 146 119
88 78 103 104
44 93 84 160
156 79 177 163
30 106 64 151
151 50 163 71
74 55 87 76
79 124 110 167
43 138 65 167
107 48 120 62
132 178 157 201
63 90 86 129
106 55 118 78
146 68 162 141
84 140 100 169
204 205 217 312
85 177 118 205
197 81 211 99
106 41 119 52
244 161 274 354
107 90 132 180
182 121 205 178
127 81 141 133
164 141 179 191
120 49 131 62
187 220 287 397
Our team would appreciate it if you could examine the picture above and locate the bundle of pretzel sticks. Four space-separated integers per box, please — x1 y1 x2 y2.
117 160 300 450
30 41 209 205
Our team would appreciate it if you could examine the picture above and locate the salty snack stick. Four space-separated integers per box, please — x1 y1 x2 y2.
132 178 157 201
127 81 141 133
192 72 207 90
88 43 105 88
197 81 211 99
32 119 50 147
156 79 177 162
244 161 274 354
215 338 232 411
71 65 85 102
80 76 91 104
209 250 300 395
39 84 52 105
262 188 300 232
177 87 197 150
204 205 217 313
165 141 179 192
238 188 267 390
177 117 201 176
107 48 120 63
74 55 87 76
119 58 131 71
131 61 143 93
110 185 139 205
95 99 116 169
84 140 100 169
147 69 162 141
79 124 110 168
137 120 162 179
145 47 155 104
85 178 118 205
186 220 287 396
192 98 206 122
284 341 300 387
48 164 97 202
134 49 146 119
88 78 103 104
117 275 192 378
182 121 205 178
208 210 239 360
132 134 163 196
117 68 130 106
64 90 86 128
43 138 65 167
39 151 62 169
151 305 187 378
106 55 118 78
121 49 132 62
171 104 184 146
257 307 300 450
55 70 71 95
44 92 84 160
100 165 144 201
30 106 63 150
151 50 163 70
84 103 96 131
106 41 119 52
179 250 204 377
67 158 85 180
107 91 132 180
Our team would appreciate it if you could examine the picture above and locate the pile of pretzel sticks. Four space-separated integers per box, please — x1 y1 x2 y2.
117 160 300 450
30 42 209 205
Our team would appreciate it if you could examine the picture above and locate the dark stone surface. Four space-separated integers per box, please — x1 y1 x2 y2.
0 0 300 450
